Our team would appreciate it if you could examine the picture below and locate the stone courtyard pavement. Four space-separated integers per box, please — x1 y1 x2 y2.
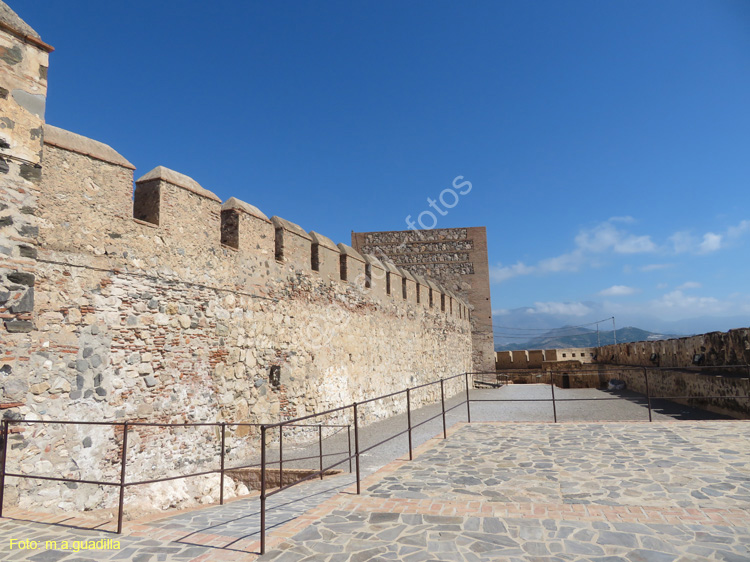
258 421 750 562
2 421 749 561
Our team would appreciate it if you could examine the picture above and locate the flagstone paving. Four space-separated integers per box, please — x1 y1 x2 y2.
258 421 750 561
1 387 748 561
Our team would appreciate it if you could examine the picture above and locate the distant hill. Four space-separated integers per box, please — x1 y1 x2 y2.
494 326 680 352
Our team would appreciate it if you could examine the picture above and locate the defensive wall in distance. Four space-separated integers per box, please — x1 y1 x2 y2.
352 227 495 372
495 348 595 369
495 329 750 418
594 328 750 368
0 4 473 517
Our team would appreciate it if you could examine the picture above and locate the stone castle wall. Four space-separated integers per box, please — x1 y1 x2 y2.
594 328 750 368
351 227 495 372
495 348 595 369
0 6 473 518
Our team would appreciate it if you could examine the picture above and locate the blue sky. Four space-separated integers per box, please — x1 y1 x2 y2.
17 0 750 336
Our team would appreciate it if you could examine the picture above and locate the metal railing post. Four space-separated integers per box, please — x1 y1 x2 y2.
279 425 283 486
644 368 653 422
440 378 447 439
406 388 413 460
219 422 226 505
465 372 471 423
260 425 266 554
347 425 352 473
0 419 8 518
353 402 361 494
318 425 323 480
550 373 558 423
116 422 128 534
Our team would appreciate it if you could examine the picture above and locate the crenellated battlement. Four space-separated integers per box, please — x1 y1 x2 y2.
37 124 469 317
0 2 473 520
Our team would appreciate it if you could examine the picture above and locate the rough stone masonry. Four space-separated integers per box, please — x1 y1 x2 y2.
352 227 495 372
0 2 474 517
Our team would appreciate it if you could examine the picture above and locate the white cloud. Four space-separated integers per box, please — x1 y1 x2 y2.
640 263 672 272
677 281 702 290
574 221 655 254
598 285 637 296
669 231 695 254
698 232 722 253
537 251 586 273
528 301 592 316
491 218 655 284
490 261 535 283
727 220 750 239
656 290 721 311
490 217 748 285
669 219 748 255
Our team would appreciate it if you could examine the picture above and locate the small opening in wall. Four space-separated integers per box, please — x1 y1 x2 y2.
365 264 372 289
402 277 407 299
429 289 433 308
440 294 445 312
562 353 567 358
274 227 284 261
340 254 347 281
449 298 453 315
220 210 239 249
386 272 391 295
269 365 281 388
416 285 421 304
133 182 160 225
311 243 320 271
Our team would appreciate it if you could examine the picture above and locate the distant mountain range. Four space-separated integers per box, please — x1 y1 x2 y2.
494 326 681 352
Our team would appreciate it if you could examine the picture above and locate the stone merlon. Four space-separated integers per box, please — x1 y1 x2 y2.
337 243 365 262
271 216 312 240
222 197 269 222
309 231 338 251
44 125 135 169
363 253 386 269
136 166 221 202
397 266 416 283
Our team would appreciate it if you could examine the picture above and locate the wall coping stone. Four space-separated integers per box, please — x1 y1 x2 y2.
136 166 221 202
337 243 365 262
44 125 134 169
222 197 269 222
271 216 312 241
363 253 386 269
382 261 401 276
0 3 53 51
0 2 39 37
309 231 338 251
396 266 416 282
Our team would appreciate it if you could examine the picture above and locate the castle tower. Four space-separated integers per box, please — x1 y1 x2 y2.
352 226 495 372
0 2 53 337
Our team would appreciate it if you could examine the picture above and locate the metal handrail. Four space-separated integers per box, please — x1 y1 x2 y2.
3 364 748 554
0 418 355 534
